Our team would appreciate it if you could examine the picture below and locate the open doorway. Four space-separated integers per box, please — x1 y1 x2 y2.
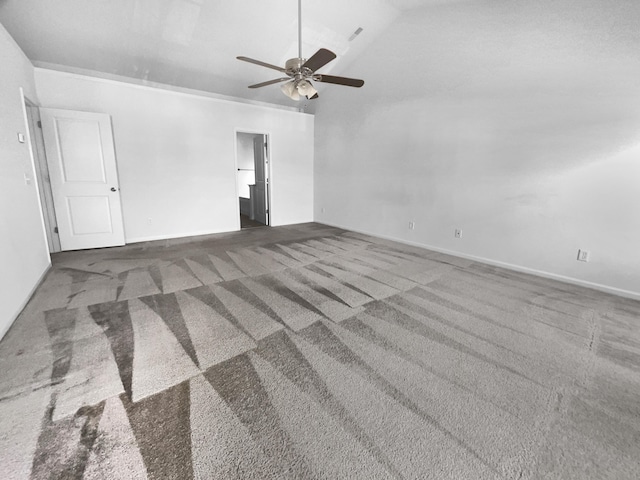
236 131 270 229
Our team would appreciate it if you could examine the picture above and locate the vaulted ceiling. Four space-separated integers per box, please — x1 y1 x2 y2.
0 0 457 109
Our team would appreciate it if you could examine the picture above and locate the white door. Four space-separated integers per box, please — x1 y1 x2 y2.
253 135 269 225
40 108 125 251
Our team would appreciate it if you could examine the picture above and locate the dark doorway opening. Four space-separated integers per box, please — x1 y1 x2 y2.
236 131 270 229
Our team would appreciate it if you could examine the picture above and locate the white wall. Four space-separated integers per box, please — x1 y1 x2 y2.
35 69 314 243
0 24 50 338
314 0 640 298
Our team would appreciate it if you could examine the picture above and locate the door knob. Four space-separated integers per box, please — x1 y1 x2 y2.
110 187 117 192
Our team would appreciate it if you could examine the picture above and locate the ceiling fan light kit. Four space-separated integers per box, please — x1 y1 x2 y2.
281 81 301 100
296 80 317 98
237 0 365 101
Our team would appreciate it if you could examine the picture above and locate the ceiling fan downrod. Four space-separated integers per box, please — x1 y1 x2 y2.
298 0 303 60
236 0 364 100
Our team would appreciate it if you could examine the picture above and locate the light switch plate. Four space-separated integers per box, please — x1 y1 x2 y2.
17 132 25 143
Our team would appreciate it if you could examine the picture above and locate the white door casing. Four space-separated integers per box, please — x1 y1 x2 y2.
40 108 125 251
26 104 61 253
253 135 268 225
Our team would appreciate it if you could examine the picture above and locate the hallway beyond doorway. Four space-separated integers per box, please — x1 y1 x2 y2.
240 214 265 229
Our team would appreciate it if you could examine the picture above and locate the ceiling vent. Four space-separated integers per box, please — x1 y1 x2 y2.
348 27 364 42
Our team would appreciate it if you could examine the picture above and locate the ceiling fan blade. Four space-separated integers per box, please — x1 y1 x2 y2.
314 74 365 87
301 48 336 72
237 56 287 73
248 78 291 89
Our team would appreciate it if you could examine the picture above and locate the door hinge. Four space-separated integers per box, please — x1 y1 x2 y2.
54 226 59 234
37 120 42 128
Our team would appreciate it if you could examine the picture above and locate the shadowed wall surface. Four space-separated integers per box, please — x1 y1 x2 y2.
314 0 640 297
0 22 50 340
1 223 639 479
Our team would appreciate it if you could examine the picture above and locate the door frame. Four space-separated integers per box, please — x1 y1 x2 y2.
233 129 272 230
22 93 61 253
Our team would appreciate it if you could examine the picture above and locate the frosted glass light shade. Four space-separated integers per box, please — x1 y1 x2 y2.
281 81 300 100
296 80 317 99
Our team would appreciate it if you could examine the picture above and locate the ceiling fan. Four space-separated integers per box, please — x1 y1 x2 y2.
236 0 364 100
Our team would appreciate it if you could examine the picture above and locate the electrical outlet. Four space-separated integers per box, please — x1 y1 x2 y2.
454 229 462 238
577 249 590 262
409 221 415 230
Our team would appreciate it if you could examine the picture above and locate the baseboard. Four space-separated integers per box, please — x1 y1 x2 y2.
318 220 640 301
126 228 239 244
1 263 52 341
125 219 315 244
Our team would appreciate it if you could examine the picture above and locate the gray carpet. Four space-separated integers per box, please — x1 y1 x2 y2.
0 222 639 479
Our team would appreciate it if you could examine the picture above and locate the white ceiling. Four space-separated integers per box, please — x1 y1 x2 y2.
0 0 443 108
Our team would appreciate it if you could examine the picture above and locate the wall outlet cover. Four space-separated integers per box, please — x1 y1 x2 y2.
577 249 590 262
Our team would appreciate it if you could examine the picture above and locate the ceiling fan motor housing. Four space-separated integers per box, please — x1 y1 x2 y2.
236 0 363 97
285 58 307 76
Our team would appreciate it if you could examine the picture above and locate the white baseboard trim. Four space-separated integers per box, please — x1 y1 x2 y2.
319 221 640 301
126 228 239 244
1 263 52 341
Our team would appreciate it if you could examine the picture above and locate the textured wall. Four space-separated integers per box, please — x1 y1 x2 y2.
0 24 50 338
314 0 640 297
35 69 314 242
